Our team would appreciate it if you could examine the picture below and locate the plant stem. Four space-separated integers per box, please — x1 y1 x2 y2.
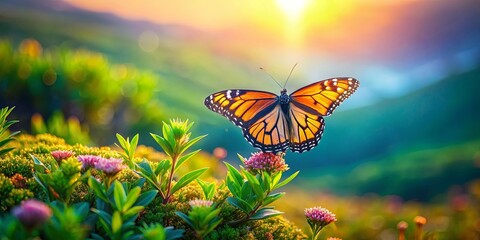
227 201 263 226
163 155 178 204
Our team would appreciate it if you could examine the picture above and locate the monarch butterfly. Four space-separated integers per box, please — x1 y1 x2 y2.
204 77 359 153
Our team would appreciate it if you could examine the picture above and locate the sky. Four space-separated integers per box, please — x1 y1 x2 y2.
65 0 480 107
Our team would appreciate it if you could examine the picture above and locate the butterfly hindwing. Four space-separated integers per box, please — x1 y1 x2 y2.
204 89 290 152
290 77 359 116
287 102 325 153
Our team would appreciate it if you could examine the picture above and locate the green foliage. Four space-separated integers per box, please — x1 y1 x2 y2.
137 120 207 203
33 154 90 204
139 222 184 240
31 111 91 145
0 39 163 145
89 178 159 240
0 106 20 156
115 133 139 170
43 202 90 240
224 158 298 225
176 201 222 239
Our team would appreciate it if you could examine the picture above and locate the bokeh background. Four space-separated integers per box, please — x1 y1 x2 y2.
1 0 480 238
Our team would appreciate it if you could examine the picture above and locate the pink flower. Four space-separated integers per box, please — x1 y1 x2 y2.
244 152 288 174
12 199 52 230
51 150 74 163
77 155 103 169
189 199 214 208
94 157 125 176
305 206 337 227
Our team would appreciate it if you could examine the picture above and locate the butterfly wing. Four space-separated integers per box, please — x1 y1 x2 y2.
204 90 290 152
287 77 359 152
289 77 360 116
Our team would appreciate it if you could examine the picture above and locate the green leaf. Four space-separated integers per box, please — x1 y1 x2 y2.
271 172 282 186
197 179 215 200
237 153 247 164
135 190 158 207
112 211 122 234
226 177 241 197
244 170 264 199
224 162 243 185
113 181 127 210
161 124 176 152
165 227 185 240
155 159 172 176
273 171 299 190
151 133 173 157
175 211 193 228
250 208 283 220
129 134 139 159
91 208 113 228
170 168 208 195
123 186 141 211
227 197 253 213
123 206 145 220
174 149 200 173
262 192 285 206
177 135 206 156
88 177 109 202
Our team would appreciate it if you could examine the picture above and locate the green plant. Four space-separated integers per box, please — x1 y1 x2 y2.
31 111 91 145
88 178 159 240
176 199 222 239
32 155 90 204
136 119 208 204
0 106 20 156
225 153 299 226
115 133 139 170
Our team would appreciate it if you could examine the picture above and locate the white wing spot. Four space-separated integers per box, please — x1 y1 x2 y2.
226 90 232 99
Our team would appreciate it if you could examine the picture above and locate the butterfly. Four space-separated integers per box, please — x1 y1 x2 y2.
204 77 359 153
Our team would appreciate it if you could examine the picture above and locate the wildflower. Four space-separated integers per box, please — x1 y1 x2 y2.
11 173 27 188
51 150 74 163
94 157 125 176
244 152 289 175
189 199 214 208
414 216 427 240
397 221 408 240
12 199 52 230
305 206 337 240
77 155 102 169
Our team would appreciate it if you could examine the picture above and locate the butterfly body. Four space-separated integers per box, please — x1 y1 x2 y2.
205 78 359 153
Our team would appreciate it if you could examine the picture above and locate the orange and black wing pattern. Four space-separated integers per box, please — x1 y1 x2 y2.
290 78 359 116
286 78 359 152
204 90 290 152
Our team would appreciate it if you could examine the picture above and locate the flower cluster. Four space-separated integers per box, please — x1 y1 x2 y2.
305 206 337 240
51 150 74 163
244 152 289 175
304 206 337 226
77 155 103 169
189 199 214 208
12 199 52 230
94 157 125 176
77 155 125 176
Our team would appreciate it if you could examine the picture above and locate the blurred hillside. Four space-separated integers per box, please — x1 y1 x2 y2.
1 0 479 201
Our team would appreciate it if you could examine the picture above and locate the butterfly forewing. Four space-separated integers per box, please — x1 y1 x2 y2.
204 89 290 152
290 78 359 116
204 90 278 126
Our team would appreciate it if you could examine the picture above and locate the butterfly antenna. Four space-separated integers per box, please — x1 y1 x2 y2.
283 63 298 89
260 67 283 89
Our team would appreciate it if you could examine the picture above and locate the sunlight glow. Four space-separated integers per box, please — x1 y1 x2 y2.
276 0 310 21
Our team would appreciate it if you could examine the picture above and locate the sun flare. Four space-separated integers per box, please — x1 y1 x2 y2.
276 0 310 21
